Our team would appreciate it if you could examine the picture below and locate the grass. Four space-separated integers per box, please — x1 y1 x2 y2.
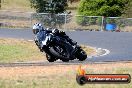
0 38 44 63
0 38 95 63
81 45 96 56
1 0 34 12
0 63 131 88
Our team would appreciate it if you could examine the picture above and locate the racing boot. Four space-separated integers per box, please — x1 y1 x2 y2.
35 40 43 52
38 45 43 52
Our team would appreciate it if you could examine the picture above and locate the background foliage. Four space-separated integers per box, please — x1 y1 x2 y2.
30 0 68 13
78 0 130 17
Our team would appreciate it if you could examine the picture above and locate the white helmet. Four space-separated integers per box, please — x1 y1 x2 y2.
32 23 44 34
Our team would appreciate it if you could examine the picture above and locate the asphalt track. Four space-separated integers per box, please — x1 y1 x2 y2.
0 28 132 63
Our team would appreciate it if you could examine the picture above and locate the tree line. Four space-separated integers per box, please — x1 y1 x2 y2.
30 0 131 17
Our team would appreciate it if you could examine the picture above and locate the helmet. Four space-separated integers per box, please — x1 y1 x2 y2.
52 29 59 34
32 23 43 34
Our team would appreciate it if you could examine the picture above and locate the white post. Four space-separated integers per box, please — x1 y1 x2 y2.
64 14 67 30
101 16 104 31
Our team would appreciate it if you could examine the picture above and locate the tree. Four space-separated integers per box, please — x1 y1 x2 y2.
30 0 68 14
78 0 129 17
30 0 71 29
124 0 132 17
0 0 1 9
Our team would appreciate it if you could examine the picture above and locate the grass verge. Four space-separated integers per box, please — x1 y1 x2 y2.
0 63 131 88
0 38 96 63
0 38 44 63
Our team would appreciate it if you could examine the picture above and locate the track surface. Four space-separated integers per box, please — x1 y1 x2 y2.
0 28 132 63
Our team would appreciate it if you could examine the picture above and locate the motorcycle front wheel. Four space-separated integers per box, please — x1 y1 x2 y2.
76 48 87 61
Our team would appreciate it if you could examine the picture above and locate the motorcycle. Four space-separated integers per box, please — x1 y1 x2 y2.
37 32 87 62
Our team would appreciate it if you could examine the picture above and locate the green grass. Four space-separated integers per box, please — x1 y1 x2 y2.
0 67 131 88
0 38 44 63
0 45 27 60
0 45 40 63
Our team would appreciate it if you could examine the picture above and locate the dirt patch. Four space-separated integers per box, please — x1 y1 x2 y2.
0 62 132 79
0 65 77 79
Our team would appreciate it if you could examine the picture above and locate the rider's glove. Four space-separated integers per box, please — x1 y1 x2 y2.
59 31 66 35
52 29 59 34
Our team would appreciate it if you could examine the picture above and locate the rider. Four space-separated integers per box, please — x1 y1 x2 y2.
32 23 77 52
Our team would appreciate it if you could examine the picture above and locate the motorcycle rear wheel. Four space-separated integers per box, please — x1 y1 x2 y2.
62 59 69 62
46 54 56 62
